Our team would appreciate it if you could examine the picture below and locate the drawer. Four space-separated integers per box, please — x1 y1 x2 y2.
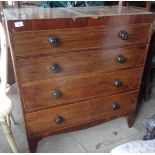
26 91 138 137
13 24 150 57
21 68 142 111
18 46 146 84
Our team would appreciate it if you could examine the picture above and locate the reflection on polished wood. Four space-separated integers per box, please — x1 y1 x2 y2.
4 6 154 152
3 6 153 20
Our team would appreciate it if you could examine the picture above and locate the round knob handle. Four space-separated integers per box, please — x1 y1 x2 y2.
118 31 129 40
116 55 126 64
49 36 61 47
112 103 120 110
54 116 64 124
50 64 61 73
114 80 123 88
52 91 62 99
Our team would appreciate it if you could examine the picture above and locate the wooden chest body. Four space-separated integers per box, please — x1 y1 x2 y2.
3 6 154 152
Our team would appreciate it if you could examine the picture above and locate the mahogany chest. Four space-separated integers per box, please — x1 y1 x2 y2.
3 6 154 152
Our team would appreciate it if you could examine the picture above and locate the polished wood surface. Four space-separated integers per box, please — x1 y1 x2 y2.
26 91 138 137
22 68 142 111
3 6 154 32
28 111 136 153
6 14 154 32
4 6 154 152
3 6 153 20
13 24 150 58
18 46 146 84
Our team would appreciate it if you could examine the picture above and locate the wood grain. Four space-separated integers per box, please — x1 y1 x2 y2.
26 90 138 137
27 110 136 152
17 46 146 84
13 24 150 58
4 6 154 153
3 6 154 21
21 67 143 111
6 14 154 32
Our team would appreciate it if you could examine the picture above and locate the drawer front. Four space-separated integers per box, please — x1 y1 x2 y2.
18 46 146 84
26 91 138 137
21 68 142 111
13 24 150 57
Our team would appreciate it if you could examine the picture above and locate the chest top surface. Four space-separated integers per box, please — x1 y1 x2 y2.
3 6 155 32
3 6 153 20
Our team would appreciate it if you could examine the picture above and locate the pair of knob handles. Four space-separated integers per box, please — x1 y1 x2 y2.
52 81 122 100
54 103 120 124
50 55 126 74
52 80 122 100
50 64 61 100
49 31 129 47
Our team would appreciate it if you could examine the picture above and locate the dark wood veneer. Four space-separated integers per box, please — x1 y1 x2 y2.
17 46 146 84
6 14 155 32
4 6 154 152
12 24 150 57
26 91 138 136
22 68 142 111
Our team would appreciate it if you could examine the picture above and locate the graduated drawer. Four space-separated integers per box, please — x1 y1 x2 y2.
17 46 146 84
26 91 138 137
13 24 150 58
21 68 142 111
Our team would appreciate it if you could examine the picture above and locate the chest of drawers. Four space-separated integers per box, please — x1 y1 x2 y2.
3 6 154 152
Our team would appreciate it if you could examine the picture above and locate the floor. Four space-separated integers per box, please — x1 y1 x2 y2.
0 84 155 153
